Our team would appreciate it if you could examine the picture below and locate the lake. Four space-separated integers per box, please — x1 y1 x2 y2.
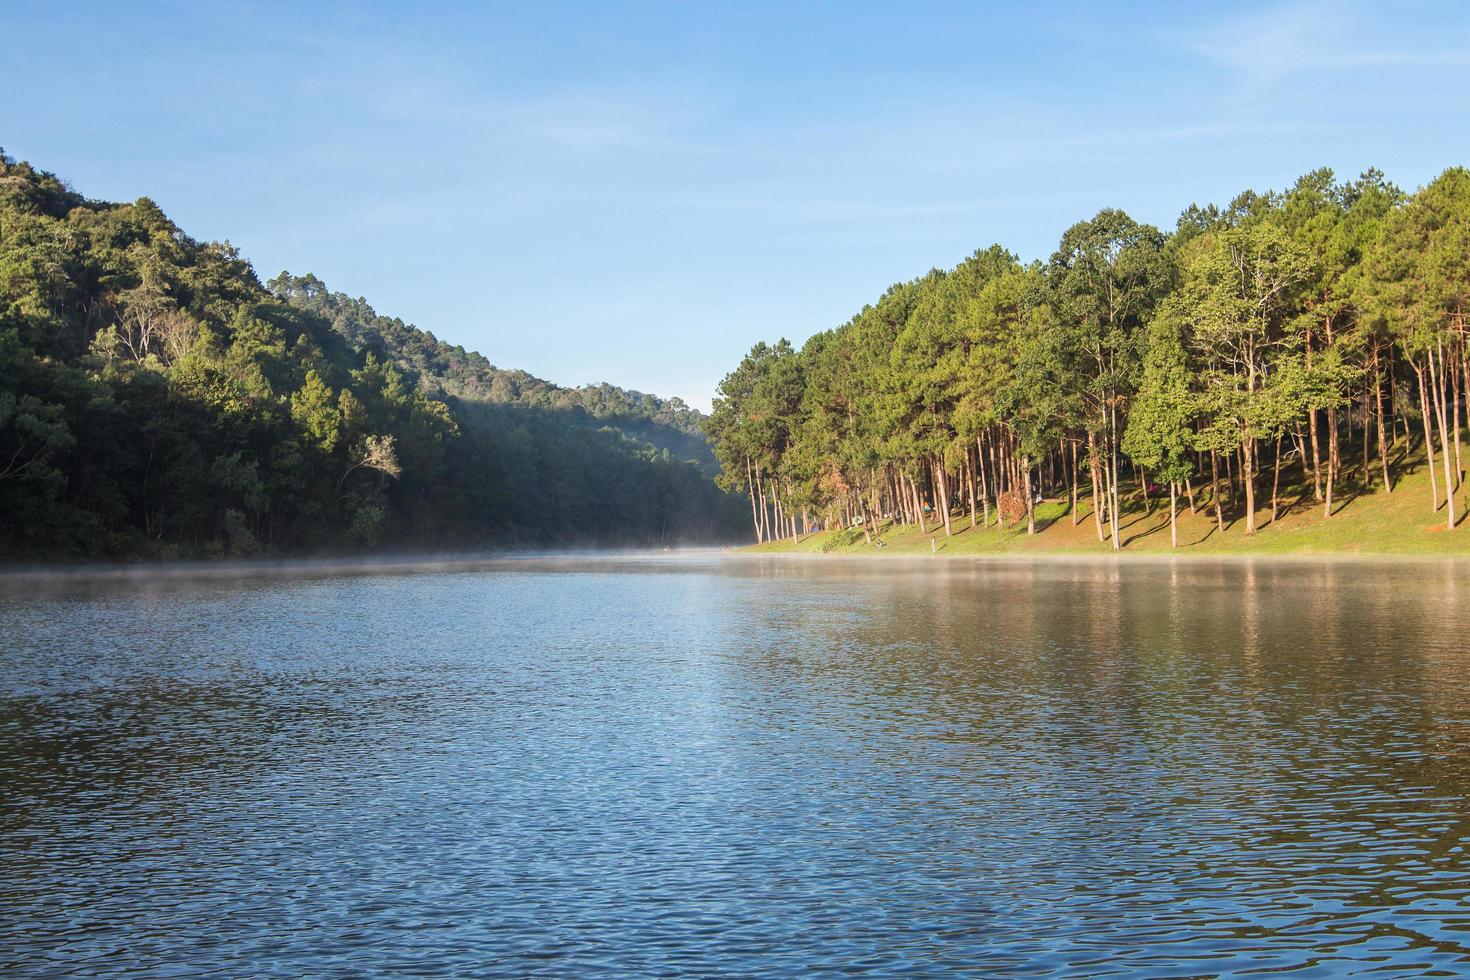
3 554 1470 976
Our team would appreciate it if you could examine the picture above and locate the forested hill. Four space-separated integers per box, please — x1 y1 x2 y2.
710 165 1470 549
266 273 717 472
0 151 744 559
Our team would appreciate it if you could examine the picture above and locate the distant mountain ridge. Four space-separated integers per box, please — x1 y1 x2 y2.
267 273 717 472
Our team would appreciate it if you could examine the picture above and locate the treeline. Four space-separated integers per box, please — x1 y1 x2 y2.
268 273 718 471
707 167 1470 548
0 152 744 559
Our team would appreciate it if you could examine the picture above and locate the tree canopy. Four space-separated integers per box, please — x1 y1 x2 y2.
0 151 745 558
710 165 1470 546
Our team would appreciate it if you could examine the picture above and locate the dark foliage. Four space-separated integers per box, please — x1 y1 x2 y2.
0 151 744 559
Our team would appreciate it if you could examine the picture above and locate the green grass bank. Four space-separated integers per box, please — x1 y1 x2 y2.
745 449 1470 558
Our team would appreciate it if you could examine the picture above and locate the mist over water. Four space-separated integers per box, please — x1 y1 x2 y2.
3 556 1470 975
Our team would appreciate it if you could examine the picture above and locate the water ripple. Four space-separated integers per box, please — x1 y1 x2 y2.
3 557 1470 975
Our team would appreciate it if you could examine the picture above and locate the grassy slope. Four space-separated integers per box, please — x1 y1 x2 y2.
747 444 1470 558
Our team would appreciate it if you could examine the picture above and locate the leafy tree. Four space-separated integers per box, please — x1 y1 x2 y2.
1175 221 1310 533
1122 310 1196 546
0 150 745 558
1046 210 1170 548
709 166 1470 549
290 370 341 452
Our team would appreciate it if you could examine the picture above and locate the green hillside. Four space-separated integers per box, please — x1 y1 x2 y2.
0 151 744 559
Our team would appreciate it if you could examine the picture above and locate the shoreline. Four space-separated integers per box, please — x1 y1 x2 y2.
2 545 1460 587
6 528 1468 583
730 545 1470 564
0 548 737 587
731 463 1470 563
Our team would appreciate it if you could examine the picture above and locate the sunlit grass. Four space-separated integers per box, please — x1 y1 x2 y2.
745 445 1470 557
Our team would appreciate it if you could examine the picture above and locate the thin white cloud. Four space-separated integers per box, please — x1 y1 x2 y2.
1189 0 1470 88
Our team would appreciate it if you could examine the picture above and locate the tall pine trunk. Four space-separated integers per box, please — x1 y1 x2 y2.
1361 379 1371 486
1307 327 1323 501
934 458 953 537
1374 345 1392 493
1088 430 1105 542
1451 341 1463 490
1023 456 1036 535
744 455 761 543
976 436 991 527
910 470 927 534
965 452 977 529
1415 359 1440 513
1242 431 1257 534
1210 450 1224 532
1069 439 1080 525
1271 432 1283 524
1431 343 1457 529
1107 437 1121 551
1169 481 1178 548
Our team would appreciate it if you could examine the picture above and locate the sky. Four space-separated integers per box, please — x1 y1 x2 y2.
4 1 1470 410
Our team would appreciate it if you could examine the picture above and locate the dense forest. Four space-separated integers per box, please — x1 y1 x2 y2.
0 151 745 559
708 167 1470 548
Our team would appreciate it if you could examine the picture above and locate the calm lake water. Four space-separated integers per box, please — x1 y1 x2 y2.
3 554 1470 976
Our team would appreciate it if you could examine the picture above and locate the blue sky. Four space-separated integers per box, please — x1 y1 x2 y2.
5 1 1469 410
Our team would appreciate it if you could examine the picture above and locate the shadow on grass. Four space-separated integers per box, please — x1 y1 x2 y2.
1032 510 1068 533
1119 509 1157 532
1327 484 1366 518
1186 521 1220 547
1274 492 1305 521
1123 518 1169 547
